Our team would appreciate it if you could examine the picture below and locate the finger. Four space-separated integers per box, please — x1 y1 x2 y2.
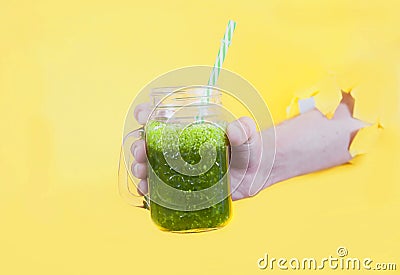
134 102 152 124
227 117 257 146
137 179 148 196
131 161 148 179
131 139 147 163
227 117 261 170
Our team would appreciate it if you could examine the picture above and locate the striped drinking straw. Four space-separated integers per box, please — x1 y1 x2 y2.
208 20 237 87
197 20 236 121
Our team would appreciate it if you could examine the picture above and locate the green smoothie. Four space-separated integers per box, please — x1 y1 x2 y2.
146 120 231 232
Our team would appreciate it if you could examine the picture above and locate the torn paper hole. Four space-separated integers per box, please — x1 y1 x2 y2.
288 89 380 160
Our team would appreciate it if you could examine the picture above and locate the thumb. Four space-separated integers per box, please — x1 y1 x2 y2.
226 117 261 171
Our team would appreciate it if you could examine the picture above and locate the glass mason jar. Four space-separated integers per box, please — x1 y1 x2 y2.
145 86 232 232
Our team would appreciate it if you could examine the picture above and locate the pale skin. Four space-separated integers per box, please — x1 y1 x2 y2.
131 92 365 201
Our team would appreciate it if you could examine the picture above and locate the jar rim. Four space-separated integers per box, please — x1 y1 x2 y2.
150 86 222 97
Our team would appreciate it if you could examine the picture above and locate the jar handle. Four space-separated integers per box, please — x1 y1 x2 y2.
118 127 149 209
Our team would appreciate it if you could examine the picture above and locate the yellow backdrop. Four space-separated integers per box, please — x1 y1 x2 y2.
1 1 399 274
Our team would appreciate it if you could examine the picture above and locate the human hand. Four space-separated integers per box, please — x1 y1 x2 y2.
130 92 365 203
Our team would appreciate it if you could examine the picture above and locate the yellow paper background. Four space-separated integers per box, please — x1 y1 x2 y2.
1 1 399 274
